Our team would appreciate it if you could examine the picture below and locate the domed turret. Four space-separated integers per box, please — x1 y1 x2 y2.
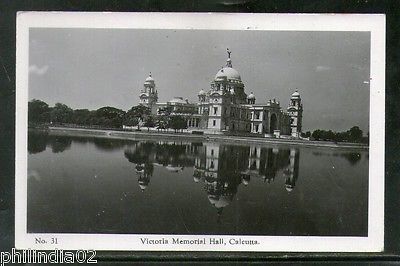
291 90 300 99
287 89 303 138
198 89 206 96
144 72 155 84
139 72 158 113
198 89 207 103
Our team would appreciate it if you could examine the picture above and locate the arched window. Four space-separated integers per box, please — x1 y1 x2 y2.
270 114 278 133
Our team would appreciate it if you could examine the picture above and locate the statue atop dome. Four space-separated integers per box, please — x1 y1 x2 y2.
226 48 232 68
214 49 242 81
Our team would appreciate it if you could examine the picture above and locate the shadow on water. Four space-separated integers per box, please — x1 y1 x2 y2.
312 150 362 165
341 152 362 165
28 131 48 154
28 131 72 154
28 131 138 154
93 138 136 151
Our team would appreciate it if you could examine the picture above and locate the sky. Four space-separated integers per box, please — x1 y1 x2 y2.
29 28 370 132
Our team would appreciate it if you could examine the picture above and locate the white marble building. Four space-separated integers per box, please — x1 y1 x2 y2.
138 49 303 138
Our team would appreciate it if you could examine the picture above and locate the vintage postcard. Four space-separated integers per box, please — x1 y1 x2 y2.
15 12 385 252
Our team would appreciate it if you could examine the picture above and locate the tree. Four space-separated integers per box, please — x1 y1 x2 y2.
28 99 50 123
124 105 151 130
311 126 364 143
311 129 322 140
156 115 169 131
325 130 335 141
335 131 349 142
95 106 126 128
348 126 363 143
301 131 311 138
72 109 91 125
50 103 73 124
143 115 156 131
363 131 369 144
169 115 187 133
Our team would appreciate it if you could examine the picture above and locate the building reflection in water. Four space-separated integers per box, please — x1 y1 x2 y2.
29 132 301 208
124 142 155 191
123 140 300 214
194 143 300 216
283 148 300 192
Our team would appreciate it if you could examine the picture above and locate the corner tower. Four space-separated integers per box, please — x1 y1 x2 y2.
139 72 158 114
287 90 303 138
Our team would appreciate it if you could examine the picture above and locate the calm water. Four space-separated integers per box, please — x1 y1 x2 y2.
27 131 368 236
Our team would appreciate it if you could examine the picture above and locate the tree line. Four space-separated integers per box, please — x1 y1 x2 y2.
29 99 368 143
28 99 188 132
301 126 368 144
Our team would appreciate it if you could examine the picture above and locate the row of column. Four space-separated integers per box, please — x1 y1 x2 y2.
188 118 200 128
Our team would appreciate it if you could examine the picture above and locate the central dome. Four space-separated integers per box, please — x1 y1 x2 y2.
215 67 241 81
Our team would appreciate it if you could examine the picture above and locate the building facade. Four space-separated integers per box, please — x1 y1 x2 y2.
138 49 303 138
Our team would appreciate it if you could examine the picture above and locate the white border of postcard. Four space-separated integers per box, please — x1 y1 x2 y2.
15 12 385 252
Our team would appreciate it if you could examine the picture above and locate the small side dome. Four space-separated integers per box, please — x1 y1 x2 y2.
198 89 206 96
291 90 300 98
144 72 155 84
168 97 187 104
247 92 256 99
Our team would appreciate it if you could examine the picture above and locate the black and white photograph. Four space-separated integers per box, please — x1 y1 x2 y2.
15 12 385 252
